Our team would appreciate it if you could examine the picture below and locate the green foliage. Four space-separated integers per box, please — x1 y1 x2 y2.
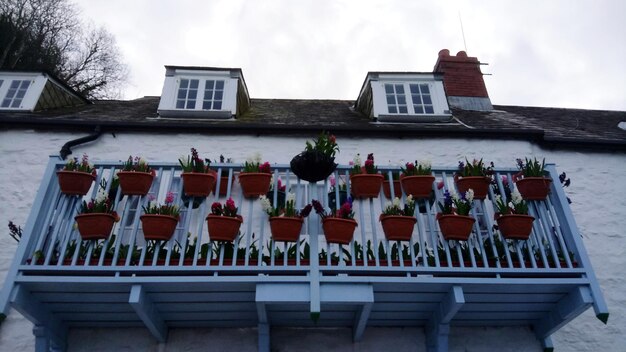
304 131 339 158
516 157 547 177
456 158 494 177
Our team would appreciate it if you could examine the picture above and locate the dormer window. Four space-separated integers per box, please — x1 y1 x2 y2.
158 66 250 119
2 80 32 108
356 72 451 123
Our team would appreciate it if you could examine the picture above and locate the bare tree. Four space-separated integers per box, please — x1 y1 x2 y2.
0 0 127 99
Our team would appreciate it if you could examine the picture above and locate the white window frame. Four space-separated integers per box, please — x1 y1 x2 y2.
173 78 227 111
1 79 33 109
383 82 436 115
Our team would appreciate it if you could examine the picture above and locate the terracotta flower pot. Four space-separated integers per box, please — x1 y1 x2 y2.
75 213 116 241
350 174 383 198
117 171 154 196
382 180 402 199
454 176 491 199
57 170 95 196
269 216 304 242
206 214 243 242
514 176 552 200
379 215 417 241
437 214 475 241
181 172 217 197
140 214 179 241
497 214 535 240
400 175 435 198
238 172 272 198
322 217 357 245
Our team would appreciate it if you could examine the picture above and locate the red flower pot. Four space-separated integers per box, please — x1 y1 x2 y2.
322 217 357 244
382 180 402 199
454 176 491 199
75 213 116 241
497 214 535 240
436 214 475 241
269 216 304 242
514 176 552 200
118 171 154 196
350 174 383 198
400 175 435 198
57 170 96 196
379 215 417 241
181 172 217 197
140 214 179 241
206 214 243 242
238 173 272 198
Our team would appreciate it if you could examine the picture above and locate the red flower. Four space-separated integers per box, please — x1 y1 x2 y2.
259 162 271 174
211 202 222 215
329 135 336 144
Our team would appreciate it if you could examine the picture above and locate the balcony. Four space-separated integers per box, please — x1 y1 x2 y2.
0 156 608 351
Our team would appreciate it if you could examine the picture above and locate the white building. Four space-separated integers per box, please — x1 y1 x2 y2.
0 49 624 351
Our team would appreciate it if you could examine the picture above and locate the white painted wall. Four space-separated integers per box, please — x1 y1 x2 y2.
0 129 624 351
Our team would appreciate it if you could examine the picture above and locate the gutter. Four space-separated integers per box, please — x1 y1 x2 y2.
59 125 102 159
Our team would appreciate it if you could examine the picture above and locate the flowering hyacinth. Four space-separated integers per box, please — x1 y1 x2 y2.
456 158 494 178
312 198 354 219
243 153 271 173
350 153 378 175
142 192 180 217
438 189 474 216
260 193 312 218
210 198 238 217
179 148 211 173
494 190 529 215
401 159 432 176
382 195 415 216
121 155 154 174
516 157 547 177
78 190 117 220
63 153 96 174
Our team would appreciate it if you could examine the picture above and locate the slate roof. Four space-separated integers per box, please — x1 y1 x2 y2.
1 96 625 150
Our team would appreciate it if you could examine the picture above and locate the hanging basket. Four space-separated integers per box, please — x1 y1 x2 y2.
290 150 337 183
269 217 304 242
322 217 357 245
437 214 475 241
238 173 272 197
350 174 384 198
117 171 154 196
181 172 216 197
206 214 243 242
57 170 96 196
400 175 435 198
454 176 491 199
75 213 116 241
140 214 179 241
379 215 417 241
497 214 535 240
382 180 402 199
514 176 552 200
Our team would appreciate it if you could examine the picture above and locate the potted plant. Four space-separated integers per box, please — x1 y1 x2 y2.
494 190 535 240
513 157 552 200
179 148 216 197
382 171 402 199
327 174 348 210
238 153 272 197
290 132 339 183
260 193 313 242
140 192 180 241
400 160 435 198
117 155 156 196
379 196 417 241
206 198 243 242
57 154 97 196
436 189 475 241
349 153 383 198
74 189 119 241
454 158 494 199
312 198 357 245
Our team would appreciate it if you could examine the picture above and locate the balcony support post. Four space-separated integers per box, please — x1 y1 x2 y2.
258 323 270 352
129 284 168 343
308 182 321 322
353 302 372 342
534 285 593 340
425 285 464 352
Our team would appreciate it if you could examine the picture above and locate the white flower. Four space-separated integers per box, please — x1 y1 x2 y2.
392 197 401 208
149 200 158 209
511 190 523 205
494 194 502 203
451 189 459 201
353 154 362 166
419 159 432 169
466 189 475 203
286 192 296 204
96 188 107 202
253 152 262 164
406 194 414 205
259 196 272 213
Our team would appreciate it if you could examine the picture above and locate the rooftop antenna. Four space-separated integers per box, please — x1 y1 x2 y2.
458 11 468 53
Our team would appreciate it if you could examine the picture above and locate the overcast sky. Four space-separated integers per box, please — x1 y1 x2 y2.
74 0 626 111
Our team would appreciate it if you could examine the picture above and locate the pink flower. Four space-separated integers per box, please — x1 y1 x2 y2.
365 159 374 168
211 202 222 215
348 161 354 166
329 135 336 144
329 175 336 187
406 162 415 170
437 180 444 190
501 175 508 185
259 162 271 174
226 197 236 211
165 192 175 204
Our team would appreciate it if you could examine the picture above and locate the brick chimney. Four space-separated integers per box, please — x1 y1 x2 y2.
434 49 492 111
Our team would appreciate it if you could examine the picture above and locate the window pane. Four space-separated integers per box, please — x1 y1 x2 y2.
397 95 406 104
188 90 197 100
388 106 397 114
205 80 215 89
180 79 189 89
11 99 21 108
0 80 4 88
412 94 422 104
1 99 11 107
384 84 394 94
214 90 223 100
419 84 429 94
215 80 224 89
6 88 17 98
414 105 424 114
190 80 199 89
409 84 419 94
213 101 222 110
9 80 20 89
203 90 214 101
395 84 404 94
424 106 434 114
177 90 186 99
176 100 185 109
202 101 211 110
20 81 30 89
386 95 395 105
399 105 408 114
186 100 195 109
422 95 432 104
16 90 26 98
